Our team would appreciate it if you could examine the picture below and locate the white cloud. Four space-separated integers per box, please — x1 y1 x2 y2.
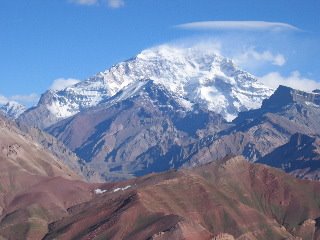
0 93 39 107
234 48 286 68
50 78 81 91
10 93 39 104
157 39 222 56
107 0 124 8
0 95 9 105
176 21 300 32
70 0 97 5
154 39 286 72
259 71 320 92
69 0 125 8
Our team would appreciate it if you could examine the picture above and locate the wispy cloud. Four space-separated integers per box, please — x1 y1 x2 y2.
168 37 286 69
234 48 286 68
50 78 81 91
10 93 39 104
107 0 125 8
69 0 97 5
69 0 125 8
0 95 9 105
259 71 320 92
0 93 39 106
176 21 300 32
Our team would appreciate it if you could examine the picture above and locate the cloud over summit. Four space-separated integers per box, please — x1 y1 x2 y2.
176 21 300 32
50 78 81 91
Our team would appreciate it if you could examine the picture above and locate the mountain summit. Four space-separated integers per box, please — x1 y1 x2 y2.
18 45 273 128
47 80 228 181
0 101 26 119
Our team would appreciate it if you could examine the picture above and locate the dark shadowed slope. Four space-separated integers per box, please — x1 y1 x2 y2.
17 122 102 182
258 133 320 180
47 80 228 181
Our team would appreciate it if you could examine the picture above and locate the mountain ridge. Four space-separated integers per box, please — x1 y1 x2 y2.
18 45 273 129
41 156 320 240
47 80 228 181
185 85 320 174
44 82 320 181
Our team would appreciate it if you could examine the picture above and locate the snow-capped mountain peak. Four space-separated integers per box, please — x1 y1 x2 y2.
19 44 274 128
0 101 26 119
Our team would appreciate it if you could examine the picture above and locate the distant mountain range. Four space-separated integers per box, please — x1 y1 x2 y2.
1 45 317 181
1 45 320 239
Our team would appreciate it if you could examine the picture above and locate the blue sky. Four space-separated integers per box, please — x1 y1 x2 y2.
1 0 320 106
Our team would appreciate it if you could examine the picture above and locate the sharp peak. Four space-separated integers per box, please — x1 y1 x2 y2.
273 84 319 96
120 79 158 89
276 84 293 90
51 44 244 92
268 85 295 97
261 84 320 110
112 79 179 99
275 84 319 95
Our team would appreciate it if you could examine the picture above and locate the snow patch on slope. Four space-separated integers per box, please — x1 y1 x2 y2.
113 185 131 192
94 188 107 194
